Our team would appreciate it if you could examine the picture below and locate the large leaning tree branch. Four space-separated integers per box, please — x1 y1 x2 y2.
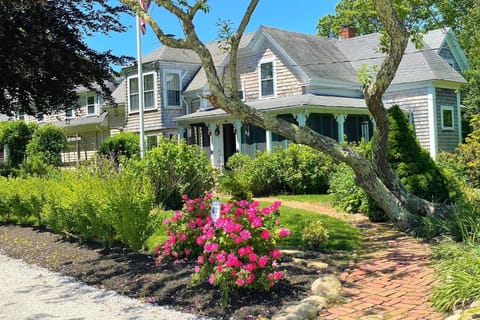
122 0 452 229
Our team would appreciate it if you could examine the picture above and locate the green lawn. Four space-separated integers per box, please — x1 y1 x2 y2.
145 197 362 253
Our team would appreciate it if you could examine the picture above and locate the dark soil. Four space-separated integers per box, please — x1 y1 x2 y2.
0 224 351 320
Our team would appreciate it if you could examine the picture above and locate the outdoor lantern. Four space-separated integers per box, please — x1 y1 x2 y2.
211 198 221 223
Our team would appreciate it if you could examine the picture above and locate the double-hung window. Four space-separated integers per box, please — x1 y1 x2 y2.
164 70 182 108
65 108 74 119
260 61 275 98
128 72 156 113
441 105 454 130
86 95 96 115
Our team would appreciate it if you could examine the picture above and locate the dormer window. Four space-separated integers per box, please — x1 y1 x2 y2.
128 72 156 113
86 95 96 115
260 60 275 98
164 70 182 109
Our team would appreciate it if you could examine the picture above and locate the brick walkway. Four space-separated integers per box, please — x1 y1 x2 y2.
319 220 445 320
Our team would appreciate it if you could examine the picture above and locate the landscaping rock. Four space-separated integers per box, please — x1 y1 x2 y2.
281 249 305 258
311 274 342 299
271 296 327 320
292 258 328 270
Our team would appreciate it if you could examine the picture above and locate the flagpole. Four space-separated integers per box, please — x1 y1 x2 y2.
136 14 146 158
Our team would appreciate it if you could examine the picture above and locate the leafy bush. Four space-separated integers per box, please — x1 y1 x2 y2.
0 120 37 170
431 241 480 311
22 124 67 176
141 138 214 210
156 195 290 305
100 132 139 162
328 162 369 213
301 220 329 251
219 144 333 198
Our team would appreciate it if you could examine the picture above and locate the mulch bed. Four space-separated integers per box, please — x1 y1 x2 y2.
0 224 350 319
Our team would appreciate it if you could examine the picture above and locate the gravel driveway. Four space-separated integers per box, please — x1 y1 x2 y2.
0 253 211 320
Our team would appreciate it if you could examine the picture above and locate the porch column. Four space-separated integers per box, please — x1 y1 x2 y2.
294 111 310 127
334 114 347 142
177 124 185 143
266 130 273 152
208 122 224 168
233 120 242 153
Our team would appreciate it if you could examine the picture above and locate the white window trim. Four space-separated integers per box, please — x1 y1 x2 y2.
65 108 75 119
258 58 276 99
163 69 183 109
440 105 455 130
16 110 28 123
127 71 157 114
86 95 97 116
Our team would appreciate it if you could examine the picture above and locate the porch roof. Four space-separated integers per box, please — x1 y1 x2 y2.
176 94 369 123
51 111 108 129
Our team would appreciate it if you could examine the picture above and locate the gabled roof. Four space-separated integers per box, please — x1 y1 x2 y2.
51 111 108 128
423 27 469 71
336 31 466 86
142 46 201 64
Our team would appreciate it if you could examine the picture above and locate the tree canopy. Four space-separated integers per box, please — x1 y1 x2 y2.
0 0 133 116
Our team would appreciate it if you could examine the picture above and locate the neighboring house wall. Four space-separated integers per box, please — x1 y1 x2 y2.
383 88 431 151
435 87 460 153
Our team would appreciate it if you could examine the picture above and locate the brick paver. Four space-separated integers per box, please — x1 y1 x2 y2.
319 219 444 320
256 198 446 320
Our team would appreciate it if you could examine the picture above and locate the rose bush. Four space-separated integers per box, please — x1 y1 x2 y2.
155 195 290 305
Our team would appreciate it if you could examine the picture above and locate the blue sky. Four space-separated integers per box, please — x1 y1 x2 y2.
86 1 339 69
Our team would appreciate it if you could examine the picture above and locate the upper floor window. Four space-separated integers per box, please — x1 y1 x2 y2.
260 61 275 98
65 108 74 119
16 110 27 122
164 70 182 108
86 95 96 115
441 105 454 130
128 72 156 113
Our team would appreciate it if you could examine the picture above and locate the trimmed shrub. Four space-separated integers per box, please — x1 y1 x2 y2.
100 132 140 162
301 220 329 251
141 138 214 210
0 120 37 170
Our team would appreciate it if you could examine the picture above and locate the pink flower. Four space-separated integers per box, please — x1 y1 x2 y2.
279 228 291 237
182 194 188 200
180 234 187 241
274 271 283 280
236 278 245 287
237 200 249 207
217 264 224 272
261 229 271 240
226 254 242 267
224 220 236 233
204 193 213 200
261 207 272 215
258 256 268 268
196 236 205 246
240 230 251 241
249 201 260 208
238 247 248 256
244 263 256 272
188 220 196 229
204 242 219 252
234 223 243 233
246 274 255 284
172 211 182 221
208 274 216 285
197 255 205 264
272 201 281 211
271 249 281 259
252 216 263 228
194 265 201 273
234 237 243 244
163 218 171 225
187 205 194 212
216 253 226 263
184 249 191 256
249 253 258 262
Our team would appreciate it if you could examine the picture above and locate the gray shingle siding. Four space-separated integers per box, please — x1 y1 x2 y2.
383 88 430 151
436 88 459 152
438 44 461 73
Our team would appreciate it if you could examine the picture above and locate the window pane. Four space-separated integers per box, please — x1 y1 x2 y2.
261 79 274 96
129 78 139 94
144 74 154 91
87 96 95 105
144 91 155 109
167 73 179 90
168 90 180 106
65 109 73 118
129 94 139 111
261 62 273 79
443 109 453 128
88 105 95 114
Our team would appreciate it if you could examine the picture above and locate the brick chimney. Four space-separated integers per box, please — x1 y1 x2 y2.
339 25 356 39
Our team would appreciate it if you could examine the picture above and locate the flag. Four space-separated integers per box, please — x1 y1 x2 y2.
140 0 151 35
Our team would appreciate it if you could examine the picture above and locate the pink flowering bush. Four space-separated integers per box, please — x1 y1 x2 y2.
155 194 291 305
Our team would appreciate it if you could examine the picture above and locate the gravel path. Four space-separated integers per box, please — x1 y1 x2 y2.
0 253 211 320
